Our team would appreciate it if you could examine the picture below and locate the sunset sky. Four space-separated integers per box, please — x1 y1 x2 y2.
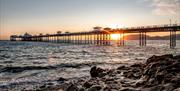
0 0 180 40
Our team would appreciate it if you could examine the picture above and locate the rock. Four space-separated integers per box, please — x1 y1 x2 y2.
39 84 47 89
79 87 86 91
120 88 140 91
34 54 180 91
58 77 67 82
123 69 142 80
90 66 106 77
166 62 180 73
117 65 126 70
65 84 79 91
173 87 180 91
87 85 102 91
146 54 173 64
135 80 145 87
117 65 131 71
173 55 180 60
147 85 164 91
130 63 143 68
163 83 176 91
146 84 175 91
83 81 93 88
47 82 54 85
155 70 167 84
170 77 180 87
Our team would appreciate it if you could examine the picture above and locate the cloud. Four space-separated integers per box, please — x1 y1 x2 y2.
145 0 180 15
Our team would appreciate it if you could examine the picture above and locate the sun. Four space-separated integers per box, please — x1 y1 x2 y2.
111 34 121 40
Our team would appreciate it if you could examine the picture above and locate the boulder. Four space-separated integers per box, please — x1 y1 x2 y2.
87 85 102 91
65 84 79 91
83 81 93 88
57 77 67 82
90 66 106 77
146 54 173 64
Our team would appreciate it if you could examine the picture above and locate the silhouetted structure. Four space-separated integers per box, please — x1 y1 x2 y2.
10 24 180 48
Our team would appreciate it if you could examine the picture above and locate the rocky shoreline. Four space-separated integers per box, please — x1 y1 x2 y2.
29 54 180 91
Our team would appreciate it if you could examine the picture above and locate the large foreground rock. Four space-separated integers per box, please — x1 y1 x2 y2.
35 54 180 91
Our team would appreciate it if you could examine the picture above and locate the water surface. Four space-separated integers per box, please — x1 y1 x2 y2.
0 40 180 90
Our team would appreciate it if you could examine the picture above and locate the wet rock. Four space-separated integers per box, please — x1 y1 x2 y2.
147 85 165 91
173 55 180 60
34 54 180 91
163 83 176 91
134 80 145 87
87 85 102 91
146 54 173 65
144 78 159 87
170 77 180 87
173 87 180 91
117 66 131 71
79 87 86 91
58 77 67 82
123 68 142 80
47 82 54 85
83 81 93 88
65 84 79 91
130 63 143 68
140 54 180 90
90 66 106 77
120 88 140 91
166 62 180 73
39 84 47 89
117 65 126 70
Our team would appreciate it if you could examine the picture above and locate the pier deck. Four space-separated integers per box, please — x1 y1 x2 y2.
10 24 180 48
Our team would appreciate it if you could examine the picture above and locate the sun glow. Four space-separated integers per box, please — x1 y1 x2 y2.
111 34 121 40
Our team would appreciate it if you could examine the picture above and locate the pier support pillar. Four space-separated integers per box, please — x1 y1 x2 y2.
99 34 102 45
170 28 176 48
105 34 108 45
139 31 146 46
97 34 100 45
85 35 87 44
94 34 96 45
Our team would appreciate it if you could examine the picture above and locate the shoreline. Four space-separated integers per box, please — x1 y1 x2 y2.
26 54 180 91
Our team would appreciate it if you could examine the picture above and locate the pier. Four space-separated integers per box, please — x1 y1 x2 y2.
10 24 180 48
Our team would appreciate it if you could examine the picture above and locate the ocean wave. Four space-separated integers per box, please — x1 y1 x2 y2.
0 66 57 73
0 62 116 73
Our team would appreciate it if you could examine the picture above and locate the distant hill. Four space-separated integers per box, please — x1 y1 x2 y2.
126 34 180 40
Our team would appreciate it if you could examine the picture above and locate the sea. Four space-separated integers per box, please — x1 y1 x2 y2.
0 40 180 90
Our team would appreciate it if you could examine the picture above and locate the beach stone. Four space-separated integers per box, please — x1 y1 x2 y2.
155 70 167 84
146 84 175 91
83 81 93 88
79 87 86 91
147 85 164 91
120 88 140 91
170 77 180 87
117 65 126 70
163 83 176 91
90 66 106 77
65 84 79 91
39 84 47 89
117 66 131 71
173 55 180 60
146 54 173 64
47 82 54 85
58 77 67 82
87 85 102 91
173 87 180 91
130 63 143 68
